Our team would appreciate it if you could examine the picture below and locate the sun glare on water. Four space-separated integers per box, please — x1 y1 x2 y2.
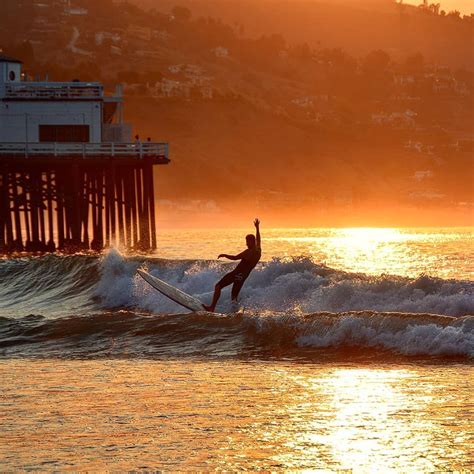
266 227 464 278
327 228 414 275
157 227 473 279
278 367 470 471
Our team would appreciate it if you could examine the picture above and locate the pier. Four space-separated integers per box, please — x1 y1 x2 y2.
0 142 169 253
0 54 170 254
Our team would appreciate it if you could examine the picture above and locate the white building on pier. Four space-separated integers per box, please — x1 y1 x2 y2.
0 55 130 144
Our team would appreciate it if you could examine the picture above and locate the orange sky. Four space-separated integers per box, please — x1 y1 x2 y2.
403 0 473 14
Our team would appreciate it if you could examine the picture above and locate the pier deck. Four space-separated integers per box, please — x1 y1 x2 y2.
0 142 169 162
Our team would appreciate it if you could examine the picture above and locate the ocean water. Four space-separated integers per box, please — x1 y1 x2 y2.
0 227 473 470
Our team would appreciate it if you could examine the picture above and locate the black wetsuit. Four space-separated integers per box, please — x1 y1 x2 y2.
217 247 261 300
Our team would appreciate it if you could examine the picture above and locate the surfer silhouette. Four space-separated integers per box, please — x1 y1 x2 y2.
203 219 261 312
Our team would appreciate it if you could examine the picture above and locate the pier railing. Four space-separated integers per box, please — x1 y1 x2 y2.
0 142 169 160
5 82 103 99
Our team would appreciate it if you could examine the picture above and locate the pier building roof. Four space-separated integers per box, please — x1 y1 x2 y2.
0 55 22 64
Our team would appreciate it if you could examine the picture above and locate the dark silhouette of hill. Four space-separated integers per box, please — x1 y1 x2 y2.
137 0 473 68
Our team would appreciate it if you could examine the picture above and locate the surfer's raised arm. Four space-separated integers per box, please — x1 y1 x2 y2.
254 218 261 249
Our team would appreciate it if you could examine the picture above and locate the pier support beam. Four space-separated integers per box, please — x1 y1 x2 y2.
0 154 168 254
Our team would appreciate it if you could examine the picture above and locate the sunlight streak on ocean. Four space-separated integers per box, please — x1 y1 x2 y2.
154 227 473 280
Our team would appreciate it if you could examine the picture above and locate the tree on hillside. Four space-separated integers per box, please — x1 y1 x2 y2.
146 70 164 84
319 48 358 97
290 42 313 63
78 0 115 17
235 34 286 68
454 69 473 89
361 50 392 98
259 34 286 55
172 5 192 22
362 50 391 76
447 10 461 19
117 70 144 84
404 53 425 74
320 48 356 68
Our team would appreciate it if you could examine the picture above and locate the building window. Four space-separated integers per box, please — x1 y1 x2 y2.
39 125 90 142
9 70 16 81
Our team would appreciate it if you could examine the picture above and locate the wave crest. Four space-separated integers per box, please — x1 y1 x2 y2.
94 250 473 317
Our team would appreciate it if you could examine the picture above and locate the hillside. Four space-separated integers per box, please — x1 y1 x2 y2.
0 0 473 225
136 0 474 69
127 96 473 226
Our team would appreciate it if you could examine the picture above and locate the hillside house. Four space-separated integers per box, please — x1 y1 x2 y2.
64 6 88 15
213 47 229 58
291 96 315 108
152 30 170 41
158 79 189 98
136 50 162 60
405 140 434 154
168 64 183 74
372 110 417 128
185 65 204 75
413 170 433 181
393 74 416 86
200 85 213 99
127 25 152 42
95 32 121 46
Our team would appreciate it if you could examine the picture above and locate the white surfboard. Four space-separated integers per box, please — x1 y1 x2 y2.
137 268 204 312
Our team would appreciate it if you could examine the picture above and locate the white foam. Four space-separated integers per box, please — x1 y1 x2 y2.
88 250 474 357
296 315 474 357
95 250 474 317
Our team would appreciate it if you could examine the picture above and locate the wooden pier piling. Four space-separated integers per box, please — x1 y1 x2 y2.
0 142 169 254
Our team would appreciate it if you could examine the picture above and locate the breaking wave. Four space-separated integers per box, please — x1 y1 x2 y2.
0 249 472 359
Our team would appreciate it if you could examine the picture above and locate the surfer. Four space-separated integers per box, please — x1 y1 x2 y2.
203 219 261 312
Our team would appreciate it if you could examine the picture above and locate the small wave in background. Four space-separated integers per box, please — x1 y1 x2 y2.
0 249 473 359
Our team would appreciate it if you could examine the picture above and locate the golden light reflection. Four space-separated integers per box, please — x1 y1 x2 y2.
329 228 405 275
340 227 405 245
154 227 473 279
283 368 469 472
263 227 467 278
2 361 472 470
320 369 434 472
